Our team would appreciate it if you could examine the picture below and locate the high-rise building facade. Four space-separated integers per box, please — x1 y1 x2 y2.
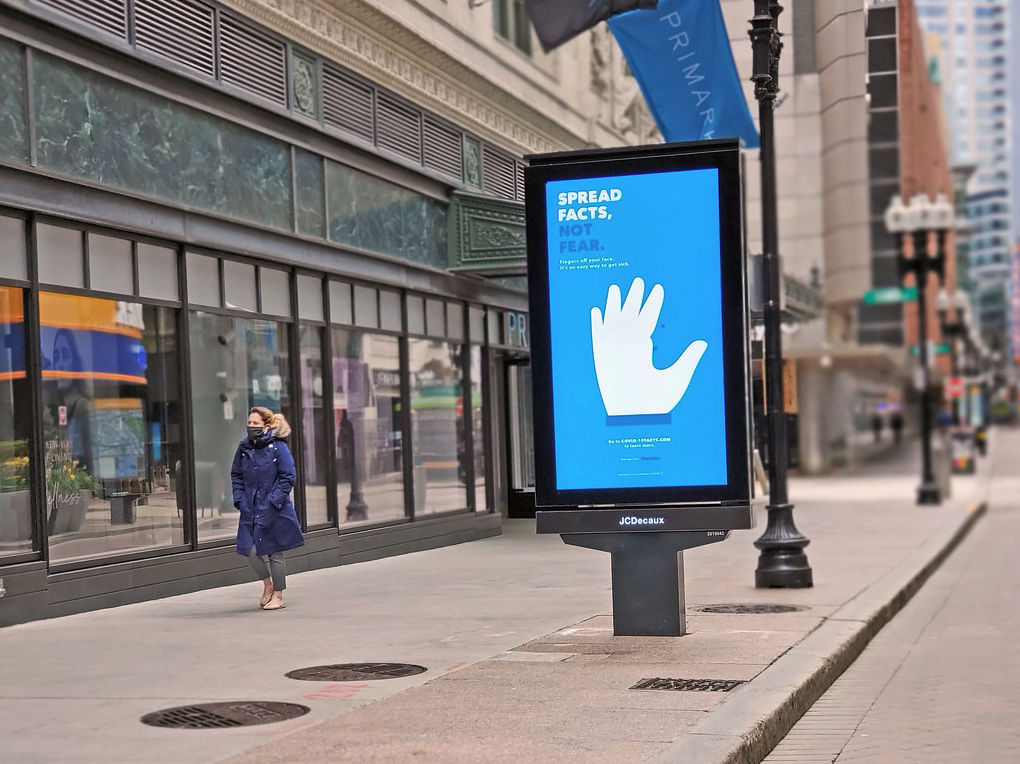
916 0 1012 351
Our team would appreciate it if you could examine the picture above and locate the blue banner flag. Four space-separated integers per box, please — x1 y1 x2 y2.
608 0 759 148
524 0 659 52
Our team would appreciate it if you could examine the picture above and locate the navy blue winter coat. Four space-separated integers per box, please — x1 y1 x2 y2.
230 430 305 557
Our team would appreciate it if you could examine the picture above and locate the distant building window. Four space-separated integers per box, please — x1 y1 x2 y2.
493 0 532 54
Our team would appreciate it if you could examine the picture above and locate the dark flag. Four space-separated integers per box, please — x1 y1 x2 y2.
524 0 659 52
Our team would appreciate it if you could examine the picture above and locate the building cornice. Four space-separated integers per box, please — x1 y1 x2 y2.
220 0 587 157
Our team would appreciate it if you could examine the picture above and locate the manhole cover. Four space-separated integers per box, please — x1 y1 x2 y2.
696 604 807 614
140 701 309 729
631 678 745 692
286 662 428 682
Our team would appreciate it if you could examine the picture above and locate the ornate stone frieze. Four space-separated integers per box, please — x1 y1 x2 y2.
219 0 581 156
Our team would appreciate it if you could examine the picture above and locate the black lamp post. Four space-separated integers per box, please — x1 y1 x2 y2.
935 288 970 425
748 0 812 588
884 192 954 505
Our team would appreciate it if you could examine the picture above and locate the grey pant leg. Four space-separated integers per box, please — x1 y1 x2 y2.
267 552 286 591
247 545 270 581
248 545 287 591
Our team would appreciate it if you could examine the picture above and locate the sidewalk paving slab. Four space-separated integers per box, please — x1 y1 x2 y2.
0 433 997 764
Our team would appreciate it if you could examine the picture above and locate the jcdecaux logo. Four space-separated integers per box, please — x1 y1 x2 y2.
619 516 666 526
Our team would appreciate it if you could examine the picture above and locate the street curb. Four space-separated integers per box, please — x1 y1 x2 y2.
647 500 988 764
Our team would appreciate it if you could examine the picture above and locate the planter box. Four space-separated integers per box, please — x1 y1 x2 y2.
0 490 31 543
49 490 90 534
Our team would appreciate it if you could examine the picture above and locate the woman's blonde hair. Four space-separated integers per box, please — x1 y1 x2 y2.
249 406 291 438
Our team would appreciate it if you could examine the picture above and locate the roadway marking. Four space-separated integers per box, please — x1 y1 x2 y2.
302 683 367 700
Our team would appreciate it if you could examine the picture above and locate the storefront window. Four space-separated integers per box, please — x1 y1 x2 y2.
409 338 467 515
40 293 184 564
0 287 32 555
299 325 329 526
189 312 291 543
331 328 405 527
470 346 488 510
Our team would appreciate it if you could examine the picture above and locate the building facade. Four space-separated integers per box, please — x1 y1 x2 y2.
0 0 659 625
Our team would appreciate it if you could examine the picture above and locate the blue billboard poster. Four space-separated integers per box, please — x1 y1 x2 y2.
525 140 751 521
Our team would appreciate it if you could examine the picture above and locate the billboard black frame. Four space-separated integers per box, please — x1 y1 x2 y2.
525 139 751 512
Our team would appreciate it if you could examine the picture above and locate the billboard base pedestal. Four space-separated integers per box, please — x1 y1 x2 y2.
560 531 728 637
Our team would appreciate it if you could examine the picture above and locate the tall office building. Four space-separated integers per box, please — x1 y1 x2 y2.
915 0 1012 351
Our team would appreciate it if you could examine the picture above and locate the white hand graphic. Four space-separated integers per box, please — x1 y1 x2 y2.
590 277 708 417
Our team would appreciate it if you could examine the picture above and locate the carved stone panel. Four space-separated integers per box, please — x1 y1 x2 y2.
291 49 320 120
447 191 526 276
463 136 482 191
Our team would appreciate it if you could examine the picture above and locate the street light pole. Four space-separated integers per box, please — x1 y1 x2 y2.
911 226 940 505
749 0 812 588
885 193 952 505
936 288 968 425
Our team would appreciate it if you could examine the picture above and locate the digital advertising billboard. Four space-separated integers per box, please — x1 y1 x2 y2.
525 140 751 524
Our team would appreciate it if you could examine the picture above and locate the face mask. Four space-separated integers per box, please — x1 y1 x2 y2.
247 425 265 440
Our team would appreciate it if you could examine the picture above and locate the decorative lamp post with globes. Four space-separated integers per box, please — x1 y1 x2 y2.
884 192 954 505
935 288 970 425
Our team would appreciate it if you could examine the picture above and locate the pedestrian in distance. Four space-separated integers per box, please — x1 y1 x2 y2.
890 410 904 444
936 407 953 433
231 406 305 611
871 412 883 443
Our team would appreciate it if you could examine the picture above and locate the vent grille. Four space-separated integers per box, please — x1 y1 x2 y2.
134 0 215 77
631 678 745 692
696 604 808 614
483 146 516 200
141 701 310 729
286 663 428 682
219 17 287 106
35 0 127 39
377 93 422 164
423 116 462 181
515 162 526 201
323 65 375 143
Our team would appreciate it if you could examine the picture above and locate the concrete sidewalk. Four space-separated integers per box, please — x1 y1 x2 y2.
0 432 997 764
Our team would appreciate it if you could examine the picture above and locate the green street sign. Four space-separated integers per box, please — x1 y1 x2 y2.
863 286 918 305
910 343 951 356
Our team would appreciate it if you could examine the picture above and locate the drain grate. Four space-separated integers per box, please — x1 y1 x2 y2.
631 678 745 692
286 662 428 682
140 701 310 729
696 603 807 615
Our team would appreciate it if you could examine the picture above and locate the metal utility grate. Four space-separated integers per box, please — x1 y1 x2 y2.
286 663 428 682
482 146 516 200
376 93 423 164
35 0 127 39
323 65 375 143
134 0 215 77
423 116 463 181
631 678 745 692
219 16 287 106
140 701 310 729
696 604 807 615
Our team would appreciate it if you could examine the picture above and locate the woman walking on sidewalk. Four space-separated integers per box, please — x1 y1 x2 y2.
231 406 304 610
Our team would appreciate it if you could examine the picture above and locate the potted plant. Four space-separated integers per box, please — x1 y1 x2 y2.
46 449 97 535
0 446 31 543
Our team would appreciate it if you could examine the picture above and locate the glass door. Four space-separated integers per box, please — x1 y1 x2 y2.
505 359 535 517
